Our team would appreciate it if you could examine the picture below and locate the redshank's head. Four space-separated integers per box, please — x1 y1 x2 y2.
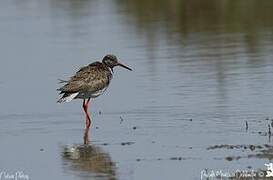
102 54 132 71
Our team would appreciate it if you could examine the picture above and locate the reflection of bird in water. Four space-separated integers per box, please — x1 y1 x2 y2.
57 54 132 135
62 143 117 180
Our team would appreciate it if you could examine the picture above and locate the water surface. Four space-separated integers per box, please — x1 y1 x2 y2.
0 0 273 179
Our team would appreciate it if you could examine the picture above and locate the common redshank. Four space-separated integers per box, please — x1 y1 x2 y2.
57 54 132 129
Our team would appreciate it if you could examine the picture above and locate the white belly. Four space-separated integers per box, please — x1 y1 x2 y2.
76 86 108 99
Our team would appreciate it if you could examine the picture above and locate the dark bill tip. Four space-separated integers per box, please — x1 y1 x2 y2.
118 63 132 71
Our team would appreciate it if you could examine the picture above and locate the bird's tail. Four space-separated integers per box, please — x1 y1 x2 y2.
57 92 79 103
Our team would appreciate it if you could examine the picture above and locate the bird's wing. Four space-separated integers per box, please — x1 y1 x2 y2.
58 62 111 93
85 66 111 93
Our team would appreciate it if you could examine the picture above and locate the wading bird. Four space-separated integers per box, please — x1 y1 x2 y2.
57 54 132 130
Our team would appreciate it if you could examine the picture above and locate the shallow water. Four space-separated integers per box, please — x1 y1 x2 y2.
1 0 273 179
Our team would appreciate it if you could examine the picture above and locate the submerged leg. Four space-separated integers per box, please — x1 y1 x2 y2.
83 127 90 145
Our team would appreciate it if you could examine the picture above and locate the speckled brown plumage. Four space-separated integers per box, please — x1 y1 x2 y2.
58 61 112 100
57 54 132 131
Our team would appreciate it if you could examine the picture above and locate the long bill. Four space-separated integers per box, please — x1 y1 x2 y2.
118 63 132 71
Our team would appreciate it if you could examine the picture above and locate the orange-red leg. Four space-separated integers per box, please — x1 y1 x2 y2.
82 98 91 129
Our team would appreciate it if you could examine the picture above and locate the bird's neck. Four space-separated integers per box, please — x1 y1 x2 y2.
103 63 114 74
109 67 114 74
